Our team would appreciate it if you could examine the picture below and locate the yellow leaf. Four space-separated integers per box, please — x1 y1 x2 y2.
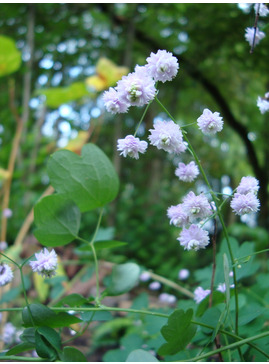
64 131 89 154
85 75 108 92
33 273 49 302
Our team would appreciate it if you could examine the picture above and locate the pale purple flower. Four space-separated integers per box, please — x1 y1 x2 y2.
254 3 269 16
103 87 129 114
197 108 223 135
0 241 7 250
140 271 151 282
229 271 234 277
117 135 148 159
159 293 176 304
257 95 269 114
149 281 161 290
146 49 179 83
3 208 12 218
2 322 16 345
245 27 265 47
230 192 260 215
182 191 212 222
148 119 187 154
29 248 58 278
194 287 211 304
217 283 235 293
116 66 156 107
167 204 189 227
177 224 210 251
237 176 259 195
0 263 13 287
175 161 199 182
178 268 190 280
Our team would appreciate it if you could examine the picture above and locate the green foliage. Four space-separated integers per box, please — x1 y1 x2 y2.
105 262 140 296
36 82 92 108
34 194 81 246
59 347 87 362
47 144 119 212
53 293 88 307
22 303 82 328
126 349 159 362
158 309 196 356
0 35 21 77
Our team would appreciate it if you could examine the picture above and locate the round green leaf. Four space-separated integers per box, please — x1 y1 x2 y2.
34 194 81 246
106 263 140 296
47 143 119 212
60 347 87 362
126 349 159 362
0 35 21 77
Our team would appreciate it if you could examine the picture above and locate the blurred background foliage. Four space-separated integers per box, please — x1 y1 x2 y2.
0 3 268 280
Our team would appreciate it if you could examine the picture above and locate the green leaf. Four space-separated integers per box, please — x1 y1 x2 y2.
54 293 88 307
78 240 128 252
6 342 35 355
34 194 81 247
60 346 87 362
20 328 36 344
126 349 159 362
36 82 92 108
158 309 196 356
47 143 119 212
0 35 21 77
22 303 82 328
35 330 57 360
105 263 140 296
37 327 62 353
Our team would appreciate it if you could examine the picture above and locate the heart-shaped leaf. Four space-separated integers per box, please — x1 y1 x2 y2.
158 309 196 356
47 143 119 212
34 194 81 246
126 349 159 362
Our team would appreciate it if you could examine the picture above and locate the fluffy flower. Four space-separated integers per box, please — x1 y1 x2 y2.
254 3 269 16
0 263 13 286
117 135 148 159
0 241 7 250
167 204 189 227
175 161 199 182
116 66 156 107
148 119 187 154
149 281 161 290
237 176 259 195
257 95 269 114
197 108 224 135
103 87 129 114
146 49 179 83
29 248 58 278
2 208 13 218
177 224 210 251
182 191 212 222
178 268 190 280
194 287 211 304
1 322 17 345
230 192 260 215
245 27 265 47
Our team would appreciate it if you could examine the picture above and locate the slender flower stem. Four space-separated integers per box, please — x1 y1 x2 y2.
0 356 45 362
77 208 104 305
19 267 35 328
155 97 241 344
134 101 152 137
0 252 20 268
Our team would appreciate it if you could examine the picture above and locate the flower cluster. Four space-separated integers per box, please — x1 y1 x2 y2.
230 176 260 216
159 292 177 304
178 268 190 280
168 191 212 251
257 92 269 114
29 248 58 278
254 3 269 17
117 135 148 159
103 49 178 115
193 286 211 304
